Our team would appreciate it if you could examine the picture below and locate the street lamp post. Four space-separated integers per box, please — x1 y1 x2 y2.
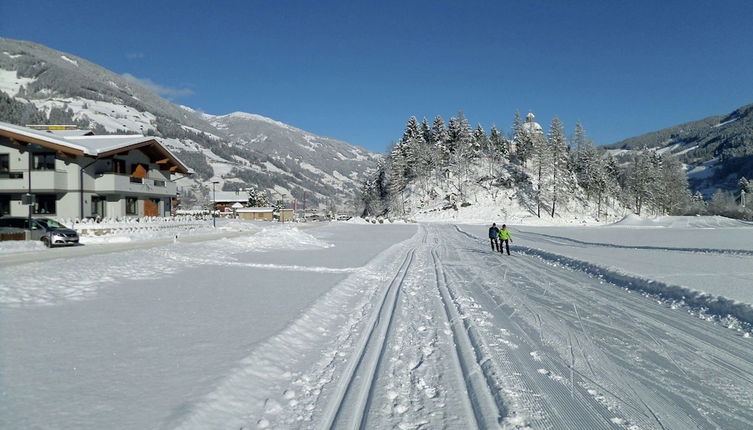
211 181 219 228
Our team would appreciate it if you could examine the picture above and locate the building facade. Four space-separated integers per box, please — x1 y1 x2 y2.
0 121 191 219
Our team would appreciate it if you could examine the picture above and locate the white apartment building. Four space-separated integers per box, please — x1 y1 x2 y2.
0 121 191 219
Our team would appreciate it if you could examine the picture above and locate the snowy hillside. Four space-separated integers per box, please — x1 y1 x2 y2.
399 160 626 225
605 102 753 197
0 37 380 209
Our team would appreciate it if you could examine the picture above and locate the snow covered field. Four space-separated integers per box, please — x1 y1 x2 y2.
1 217 752 429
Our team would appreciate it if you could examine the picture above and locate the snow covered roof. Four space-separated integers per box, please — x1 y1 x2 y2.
0 120 191 174
46 129 95 137
522 112 543 135
212 191 251 203
236 207 274 213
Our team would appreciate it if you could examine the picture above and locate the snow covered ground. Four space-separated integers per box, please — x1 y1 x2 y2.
1 216 752 429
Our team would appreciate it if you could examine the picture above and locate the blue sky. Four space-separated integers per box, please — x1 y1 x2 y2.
1 0 752 153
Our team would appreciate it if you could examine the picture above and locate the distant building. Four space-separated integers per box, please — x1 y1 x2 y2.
521 112 544 136
511 112 544 154
211 190 251 212
0 121 191 218
279 208 294 222
236 206 274 221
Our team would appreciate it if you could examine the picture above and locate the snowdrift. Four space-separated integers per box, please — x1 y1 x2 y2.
611 215 749 228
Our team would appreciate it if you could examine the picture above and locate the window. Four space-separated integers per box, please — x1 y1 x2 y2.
0 217 25 228
0 154 20 178
33 194 56 214
112 159 126 174
33 153 56 170
91 196 106 218
126 197 138 215
0 195 9 216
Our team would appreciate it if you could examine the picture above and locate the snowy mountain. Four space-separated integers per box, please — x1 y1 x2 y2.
605 103 753 197
0 37 380 209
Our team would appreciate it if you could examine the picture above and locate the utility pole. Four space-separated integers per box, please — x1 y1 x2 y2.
211 181 219 228
27 145 33 234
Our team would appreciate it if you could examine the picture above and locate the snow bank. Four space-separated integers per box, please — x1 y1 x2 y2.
0 223 330 307
516 243 753 327
0 239 45 254
612 214 748 228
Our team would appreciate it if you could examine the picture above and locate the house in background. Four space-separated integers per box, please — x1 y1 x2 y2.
211 190 251 213
236 207 274 221
0 121 191 219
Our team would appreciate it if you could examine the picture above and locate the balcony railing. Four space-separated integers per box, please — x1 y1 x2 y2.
94 173 176 195
0 169 67 192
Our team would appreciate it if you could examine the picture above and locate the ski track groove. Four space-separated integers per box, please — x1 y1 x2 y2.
507 249 739 428
431 244 505 429
459 224 753 429
515 229 753 256
320 245 417 430
443 230 618 428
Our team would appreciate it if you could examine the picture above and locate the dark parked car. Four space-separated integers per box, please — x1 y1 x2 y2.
0 216 79 247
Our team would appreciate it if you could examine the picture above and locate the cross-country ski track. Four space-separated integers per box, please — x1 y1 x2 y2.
10 223 749 429
227 223 753 429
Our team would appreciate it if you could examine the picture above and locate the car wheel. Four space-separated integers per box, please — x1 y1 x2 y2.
41 237 51 248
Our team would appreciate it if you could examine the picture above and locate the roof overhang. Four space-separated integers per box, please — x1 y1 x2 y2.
0 121 191 175
96 139 191 174
0 129 86 157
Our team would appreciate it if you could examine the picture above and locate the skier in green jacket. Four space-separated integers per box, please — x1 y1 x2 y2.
497 224 512 255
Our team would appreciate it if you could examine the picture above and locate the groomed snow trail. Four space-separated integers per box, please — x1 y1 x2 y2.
183 224 753 429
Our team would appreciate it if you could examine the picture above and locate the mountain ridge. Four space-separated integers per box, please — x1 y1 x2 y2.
604 102 753 196
0 37 380 210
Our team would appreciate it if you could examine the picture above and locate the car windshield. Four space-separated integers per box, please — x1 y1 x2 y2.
37 219 67 229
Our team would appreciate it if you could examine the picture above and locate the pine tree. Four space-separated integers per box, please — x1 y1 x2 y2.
472 124 487 157
431 115 449 167
573 121 587 155
657 155 691 215
400 116 425 179
487 125 506 177
548 117 569 217
421 118 432 147
511 111 522 153
388 141 409 215
447 116 461 156
489 125 506 156
627 149 662 215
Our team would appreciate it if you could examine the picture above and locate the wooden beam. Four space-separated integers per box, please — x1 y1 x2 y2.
155 158 170 164
1 130 85 156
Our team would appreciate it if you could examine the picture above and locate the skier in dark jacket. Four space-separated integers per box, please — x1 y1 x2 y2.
498 224 512 255
488 223 500 251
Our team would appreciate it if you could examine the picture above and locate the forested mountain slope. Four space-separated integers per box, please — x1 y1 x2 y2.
605 103 753 196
